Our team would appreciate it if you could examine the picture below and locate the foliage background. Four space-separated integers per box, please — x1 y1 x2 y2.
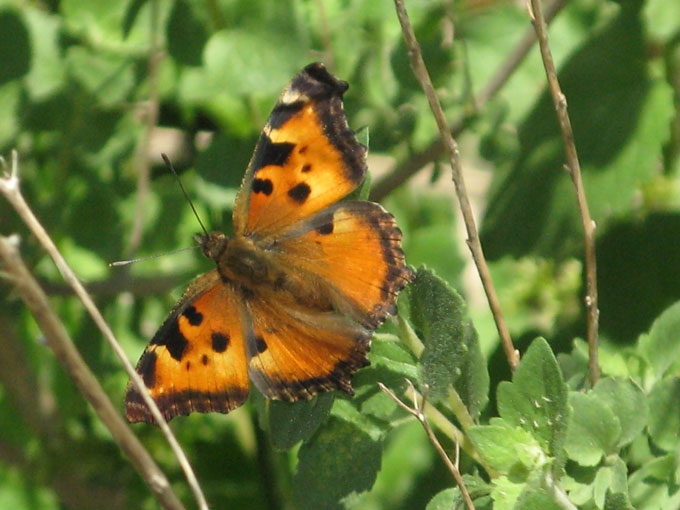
0 0 679 508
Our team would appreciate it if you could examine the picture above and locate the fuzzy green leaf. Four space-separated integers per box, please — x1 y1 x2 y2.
497 338 568 471
410 267 489 417
293 417 382 510
267 393 335 450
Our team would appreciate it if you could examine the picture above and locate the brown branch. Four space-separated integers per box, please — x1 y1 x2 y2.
393 0 519 370
0 152 208 510
371 0 569 202
527 0 599 385
41 272 186 297
125 0 162 257
379 382 475 510
0 235 184 510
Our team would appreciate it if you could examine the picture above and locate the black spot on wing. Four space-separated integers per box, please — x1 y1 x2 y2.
301 164 312 173
137 351 157 388
185 361 191 370
288 182 311 203
211 332 230 353
256 336 268 353
251 133 295 173
151 318 188 361
268 100 304 129
252 178 273 195
182 306 203 326
202 354 209 365
316 222 333 235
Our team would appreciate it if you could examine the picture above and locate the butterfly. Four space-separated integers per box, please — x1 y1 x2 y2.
125 62 414 423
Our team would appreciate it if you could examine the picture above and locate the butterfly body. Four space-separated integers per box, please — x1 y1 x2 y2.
126 63 414 424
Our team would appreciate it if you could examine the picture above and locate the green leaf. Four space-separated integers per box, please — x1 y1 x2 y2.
565 392 621 466
0 8 30 85
644 0 680 40
497 338 568 471
629 454 676 509
604 458 634 510
293 417 382 510
513 483 562 510
23 7 66 99
167 0 209 67
468 420 545 477
592 377 647 448
426 479 493 510
410 267 489 417
203 29 302 97
65 47 135 107
490 476 524 510
426 488 460 510
648 376 680 451
605 492 636 510
639 300 680 378
267 393 334 450
367 337 419 380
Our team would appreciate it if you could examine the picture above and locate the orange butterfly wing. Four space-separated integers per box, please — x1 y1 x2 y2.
232 63 366 237
126 63 413 423
275 201 414 328
242 290 370 401
125 271 249 423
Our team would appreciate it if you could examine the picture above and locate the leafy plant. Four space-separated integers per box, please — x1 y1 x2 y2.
1 0 679 509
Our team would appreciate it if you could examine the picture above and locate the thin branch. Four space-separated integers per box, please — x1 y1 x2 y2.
371 0 569 202
393 0 519 370
379 382 476 510
41 272 186 297
0 152 208 510
125 0 162 257
527 0 599 385
0 235 184 510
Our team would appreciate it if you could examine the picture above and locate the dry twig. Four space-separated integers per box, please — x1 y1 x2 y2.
393 0 519 370
0 152 208 510
379 382 475 510
527 0 599 385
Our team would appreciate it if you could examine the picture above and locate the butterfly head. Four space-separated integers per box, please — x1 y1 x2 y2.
194 232 228 262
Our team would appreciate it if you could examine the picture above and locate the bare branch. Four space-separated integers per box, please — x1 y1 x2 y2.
0 152 208 510
379 382 476 510
392 0 519 370
527 0 599 385
371 0 569 202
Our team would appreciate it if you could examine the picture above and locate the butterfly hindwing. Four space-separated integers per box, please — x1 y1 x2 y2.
232 63 367 238
274 201 415 328
242 290 371 401
125 271 249 423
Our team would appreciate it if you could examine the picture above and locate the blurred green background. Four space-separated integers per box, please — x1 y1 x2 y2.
0 0 678 508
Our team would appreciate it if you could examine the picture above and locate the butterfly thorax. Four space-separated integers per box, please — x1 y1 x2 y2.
196 231 334 311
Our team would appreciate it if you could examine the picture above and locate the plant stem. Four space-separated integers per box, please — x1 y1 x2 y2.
527 0 600 385
392 0 519 371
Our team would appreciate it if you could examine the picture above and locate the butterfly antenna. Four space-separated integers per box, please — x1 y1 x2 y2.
109 245 200 267
161 153 209 237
